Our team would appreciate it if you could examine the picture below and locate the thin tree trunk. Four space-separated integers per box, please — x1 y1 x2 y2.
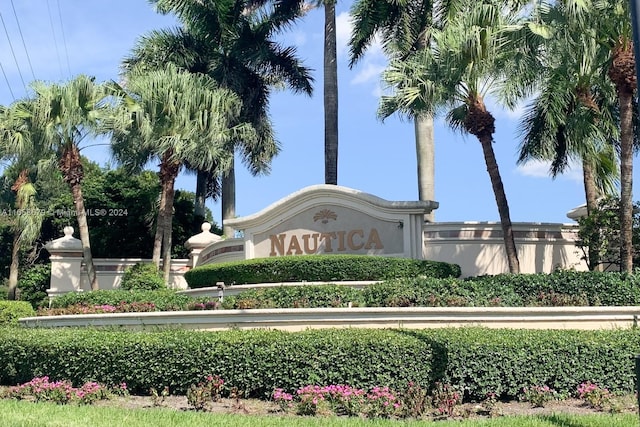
194 170 208 222
71 183 99 290
152 188 167 268
415 113 435 222
478 135 520 274
324 0 338 185
583 159 601 271
222 160 236 238
618 88 634 272
7 232 20 300
161 171 178 286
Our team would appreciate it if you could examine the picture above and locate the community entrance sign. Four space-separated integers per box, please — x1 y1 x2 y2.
225 185 438 260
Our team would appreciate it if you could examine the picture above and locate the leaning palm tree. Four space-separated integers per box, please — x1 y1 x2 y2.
110 65 258 283
15 76 111 290
134 0 313 236
380 0 541 273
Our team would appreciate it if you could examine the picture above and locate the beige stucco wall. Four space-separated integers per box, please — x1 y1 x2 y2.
423 222 586 277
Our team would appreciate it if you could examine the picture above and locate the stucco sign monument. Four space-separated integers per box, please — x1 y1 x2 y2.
225 185 438 260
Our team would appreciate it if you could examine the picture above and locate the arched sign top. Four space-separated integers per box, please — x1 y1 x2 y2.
225 185 438 260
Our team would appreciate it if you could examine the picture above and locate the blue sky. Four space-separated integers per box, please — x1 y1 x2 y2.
0 0 627 226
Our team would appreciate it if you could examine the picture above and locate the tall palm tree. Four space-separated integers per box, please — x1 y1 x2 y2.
134 0 313 236
349 0 441 218
517 0 620 270
14 76 111 290
110 65 257 283
380 0 540 273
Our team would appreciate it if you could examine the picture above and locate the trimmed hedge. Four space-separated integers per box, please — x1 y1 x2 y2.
223 285 364 309
0 301 35 325
49 290 191 311
1 326 639 401
185 255 461 288
464 270 640 306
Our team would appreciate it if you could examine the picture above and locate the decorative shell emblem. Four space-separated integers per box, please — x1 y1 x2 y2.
313 209 337 224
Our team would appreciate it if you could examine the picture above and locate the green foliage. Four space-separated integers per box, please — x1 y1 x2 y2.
185 255 461 288
576 197 640 271
464 270 640 306
120 263 165 291
227 285 364 309
17 264 51 309
0 301 35 325
1 327 639 403
49 290 191 311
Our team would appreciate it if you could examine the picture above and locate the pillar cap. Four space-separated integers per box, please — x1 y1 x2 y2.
185 222 222 250
45 226 82 252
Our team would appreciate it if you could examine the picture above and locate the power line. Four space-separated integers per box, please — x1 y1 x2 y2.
45 0 64 80
55 0 71 76
0 60 16 101
0 11 27 93
10 0 36 81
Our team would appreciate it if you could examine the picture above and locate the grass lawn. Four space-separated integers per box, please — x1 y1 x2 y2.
1 400 638 427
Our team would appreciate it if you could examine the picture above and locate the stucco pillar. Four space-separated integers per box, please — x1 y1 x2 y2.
45 226 84 300
185 222 222 268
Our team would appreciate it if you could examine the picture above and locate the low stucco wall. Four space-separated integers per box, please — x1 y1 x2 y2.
423 222 586 277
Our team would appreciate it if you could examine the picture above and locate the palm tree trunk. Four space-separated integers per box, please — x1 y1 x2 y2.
161 172 178 286
152 191 166 268
478 135 520 274
71 182 99 290
7 232 20 300
324 0 339 185
415 113 435 221
618 88 634 272
222 160 236 238
194 170 208 222
582 158 601 271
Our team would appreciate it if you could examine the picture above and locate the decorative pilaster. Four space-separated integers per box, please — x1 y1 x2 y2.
45 226 84 300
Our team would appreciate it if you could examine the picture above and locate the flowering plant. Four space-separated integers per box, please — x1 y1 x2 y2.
577 382 611 410
521 385 557 407
431 382 461 417
4 377 113 405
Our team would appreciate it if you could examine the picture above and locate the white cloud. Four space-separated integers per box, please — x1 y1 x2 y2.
351 63 385 85
516 159 583 182
335 11 352 57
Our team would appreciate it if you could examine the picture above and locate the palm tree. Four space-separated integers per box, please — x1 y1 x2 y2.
15 76 111 290
7 170 42 300
349 0 440 218
110 65 257 283
517 1 620 270
134 0 313 236
380 0 540 273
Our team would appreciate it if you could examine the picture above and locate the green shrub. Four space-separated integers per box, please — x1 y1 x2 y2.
228 285 364 309
0 301 36 325
185 255 461 288
120 263 165 291
1 327 639 402
17 264 51 309
49 290 191 311
465 270 640 306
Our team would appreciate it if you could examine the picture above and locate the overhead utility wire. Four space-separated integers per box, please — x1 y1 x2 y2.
10 0 36 80
0 60 16 101
45 0 64 79
0 11 27 93
55 0 71 76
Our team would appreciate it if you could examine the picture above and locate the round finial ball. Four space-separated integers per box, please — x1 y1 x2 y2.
63 226 74 237
201 222 212 233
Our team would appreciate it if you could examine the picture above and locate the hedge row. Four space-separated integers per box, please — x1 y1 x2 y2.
1 326 638 401
49 290 191 311
224 270 640 309
184 255 461 288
